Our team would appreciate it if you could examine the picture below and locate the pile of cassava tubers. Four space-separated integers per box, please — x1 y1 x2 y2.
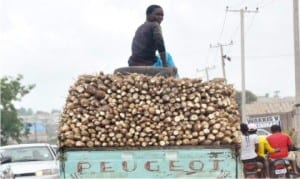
59 72 241 148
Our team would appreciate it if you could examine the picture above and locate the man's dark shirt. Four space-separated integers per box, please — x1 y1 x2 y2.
128 21 166 66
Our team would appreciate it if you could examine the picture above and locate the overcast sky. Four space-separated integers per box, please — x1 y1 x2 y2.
0 0 296 112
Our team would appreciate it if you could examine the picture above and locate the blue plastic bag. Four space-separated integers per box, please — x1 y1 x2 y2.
153 52 179 77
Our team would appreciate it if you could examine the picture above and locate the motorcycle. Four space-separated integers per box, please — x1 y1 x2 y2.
269 159 296 178
243 161 265 178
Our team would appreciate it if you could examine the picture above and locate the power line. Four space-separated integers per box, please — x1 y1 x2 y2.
225 25 239 53
211 46 220 65
246 54 292 58
230 54 293 60
218 11 228 42
196 65 216 81
210 42 233 83
204 46 213 65
224 14 257 55
227 7 259 123
224 0 278 55
245 13 258 36
225 9 258 55
229 25 240 42
224 24 239 55
259 0 276 9
230 0 247 9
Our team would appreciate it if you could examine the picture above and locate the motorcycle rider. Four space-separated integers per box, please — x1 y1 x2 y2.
267 124 298 174
240 123 264 170
248 123 280 177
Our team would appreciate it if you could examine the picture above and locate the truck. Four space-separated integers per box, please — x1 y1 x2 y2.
60 146 241 178
58 67 243 178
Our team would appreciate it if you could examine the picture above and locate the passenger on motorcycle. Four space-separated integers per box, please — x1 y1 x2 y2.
248 123 280 177
267 124 298 174
240 123 265 167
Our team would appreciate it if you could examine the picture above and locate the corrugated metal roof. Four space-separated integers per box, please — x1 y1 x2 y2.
245 97 295 115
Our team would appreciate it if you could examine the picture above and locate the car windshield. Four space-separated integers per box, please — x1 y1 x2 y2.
0 146 54 162
257 129 270 136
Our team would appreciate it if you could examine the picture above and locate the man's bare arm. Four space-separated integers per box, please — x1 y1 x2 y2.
159 51 167 67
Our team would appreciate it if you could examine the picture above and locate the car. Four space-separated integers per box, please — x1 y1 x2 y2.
248 124 271 137
0 143 59 179
257 128 271 137
50 145 58 156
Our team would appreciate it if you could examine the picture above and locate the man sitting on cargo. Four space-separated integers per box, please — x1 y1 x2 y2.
128 5 177 70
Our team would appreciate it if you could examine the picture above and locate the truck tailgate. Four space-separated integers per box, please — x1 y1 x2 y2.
60 146 241 178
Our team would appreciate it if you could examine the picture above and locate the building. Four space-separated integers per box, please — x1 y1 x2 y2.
19 111 60 143
245 97 295 131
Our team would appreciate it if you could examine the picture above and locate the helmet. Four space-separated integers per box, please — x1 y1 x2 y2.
248 123 257 131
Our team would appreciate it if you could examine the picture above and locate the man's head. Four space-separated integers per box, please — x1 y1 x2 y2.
248 123 257 134
240 123 249 135
146 5 164 24
270 124 281 133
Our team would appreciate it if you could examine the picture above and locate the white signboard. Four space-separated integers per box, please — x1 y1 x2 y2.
247 115 281 128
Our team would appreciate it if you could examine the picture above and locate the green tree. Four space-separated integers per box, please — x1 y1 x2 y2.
17 107 34 116
236 90 258 107
1 75 35 145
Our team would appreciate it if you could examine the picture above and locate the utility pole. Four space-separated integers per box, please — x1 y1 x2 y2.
210 41 233 83
293 0 300 147
227 7 259 123
196 66 216 81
